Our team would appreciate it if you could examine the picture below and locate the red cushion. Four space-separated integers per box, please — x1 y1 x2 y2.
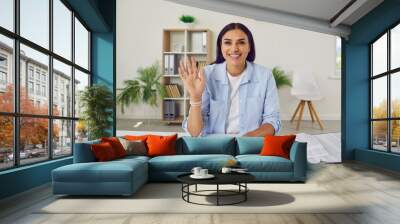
101 137 127 158
146 134 177 157
124 135 149 142
259 135 296 159
91 142 117 161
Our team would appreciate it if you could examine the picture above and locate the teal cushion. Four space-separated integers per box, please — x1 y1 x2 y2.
52 159 147 183
149 154 235 172
236 137 264 155
236 155 293 172
180 136 235 155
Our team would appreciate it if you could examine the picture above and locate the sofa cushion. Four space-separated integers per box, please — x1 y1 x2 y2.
148 154 235 172
236 155 293 172
260 135 296 159
235 137 264 155
101 137 127 158
147 134 177 157
180 136 235 155
124 135 149 142
91 142 118 161
118 138 147 156
52 159 147 183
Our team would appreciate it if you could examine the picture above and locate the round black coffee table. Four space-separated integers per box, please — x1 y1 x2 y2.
177 173 255 206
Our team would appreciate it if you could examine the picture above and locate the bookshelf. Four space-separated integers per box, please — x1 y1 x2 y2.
161 28 212 124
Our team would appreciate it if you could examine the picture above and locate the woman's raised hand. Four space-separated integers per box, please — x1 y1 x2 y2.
178 56 206 101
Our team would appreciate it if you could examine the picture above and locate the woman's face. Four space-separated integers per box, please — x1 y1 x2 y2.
221 28 250 67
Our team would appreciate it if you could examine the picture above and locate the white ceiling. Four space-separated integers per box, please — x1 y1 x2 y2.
225 0 352 22
165 0 384 38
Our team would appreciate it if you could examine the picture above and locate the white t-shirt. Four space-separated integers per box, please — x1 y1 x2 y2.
226 71 244 134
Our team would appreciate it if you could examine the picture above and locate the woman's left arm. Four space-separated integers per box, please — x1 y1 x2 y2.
243 123 275 137
244 69 281 137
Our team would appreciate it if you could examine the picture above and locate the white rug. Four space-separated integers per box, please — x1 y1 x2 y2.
295 132 341 164
38 183 361 214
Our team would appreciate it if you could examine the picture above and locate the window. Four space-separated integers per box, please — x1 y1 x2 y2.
28 67 34 80
42 85 46 97
371 23 400 154
36 83 40 95
0 0 91 170
41 73 46 82
53 0 72 60
20 0 49 49
74 69 89 118
0 54 7 87
0 116 13 170
0 0 13 32
53 59 72 116
0 71 6 85
75 18 89 70
28 81 34 94
0 54 7 67
35 70 41 81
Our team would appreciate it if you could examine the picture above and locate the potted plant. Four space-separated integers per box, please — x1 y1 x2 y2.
272 66 292 89
179 14 195 28
79 84 113 140
117 62 166 113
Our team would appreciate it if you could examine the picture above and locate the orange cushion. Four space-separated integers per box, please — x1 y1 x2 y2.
259 135 296 159
124 135 149 142
101 137 127 158
146 134 178 157
91 142 117 161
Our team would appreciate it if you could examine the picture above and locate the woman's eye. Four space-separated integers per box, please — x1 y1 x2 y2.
223 41 231 45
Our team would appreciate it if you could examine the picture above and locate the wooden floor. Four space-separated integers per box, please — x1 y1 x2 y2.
1 162 400 224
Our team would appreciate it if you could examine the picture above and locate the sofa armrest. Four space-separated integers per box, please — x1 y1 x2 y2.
289 141 307 181
73 140 100 163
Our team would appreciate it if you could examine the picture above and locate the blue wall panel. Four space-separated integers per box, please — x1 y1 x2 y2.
91 32 115 136
345 0 400 171
0 158 72 199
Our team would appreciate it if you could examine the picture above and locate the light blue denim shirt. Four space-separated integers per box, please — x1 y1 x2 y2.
182 61 281 136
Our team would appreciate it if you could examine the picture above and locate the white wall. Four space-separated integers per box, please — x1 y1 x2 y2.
117 0 341 120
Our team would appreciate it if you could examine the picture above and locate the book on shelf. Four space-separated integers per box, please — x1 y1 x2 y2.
163 54 169 74
163 100 177 120
164 84 182 98
164 85 172 98
172 85 181 98
163 54 180 75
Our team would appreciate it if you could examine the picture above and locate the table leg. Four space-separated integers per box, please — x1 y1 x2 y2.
195 184 197 192
217 184 219 206
245 183 247 201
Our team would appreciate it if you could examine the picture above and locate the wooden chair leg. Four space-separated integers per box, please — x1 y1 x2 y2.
306 101 315 122
291 101 303 123
309 101 324 130
296 100 306 130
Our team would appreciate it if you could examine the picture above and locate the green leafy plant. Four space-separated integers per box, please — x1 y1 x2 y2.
179 15 195 23
79 84 113 140
117 62 166 113
272 66 292 89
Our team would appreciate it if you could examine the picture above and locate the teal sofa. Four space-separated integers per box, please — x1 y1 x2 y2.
52 136 307 196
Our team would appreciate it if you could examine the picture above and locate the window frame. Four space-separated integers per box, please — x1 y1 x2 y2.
370 21 400 154
0 0 92 171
